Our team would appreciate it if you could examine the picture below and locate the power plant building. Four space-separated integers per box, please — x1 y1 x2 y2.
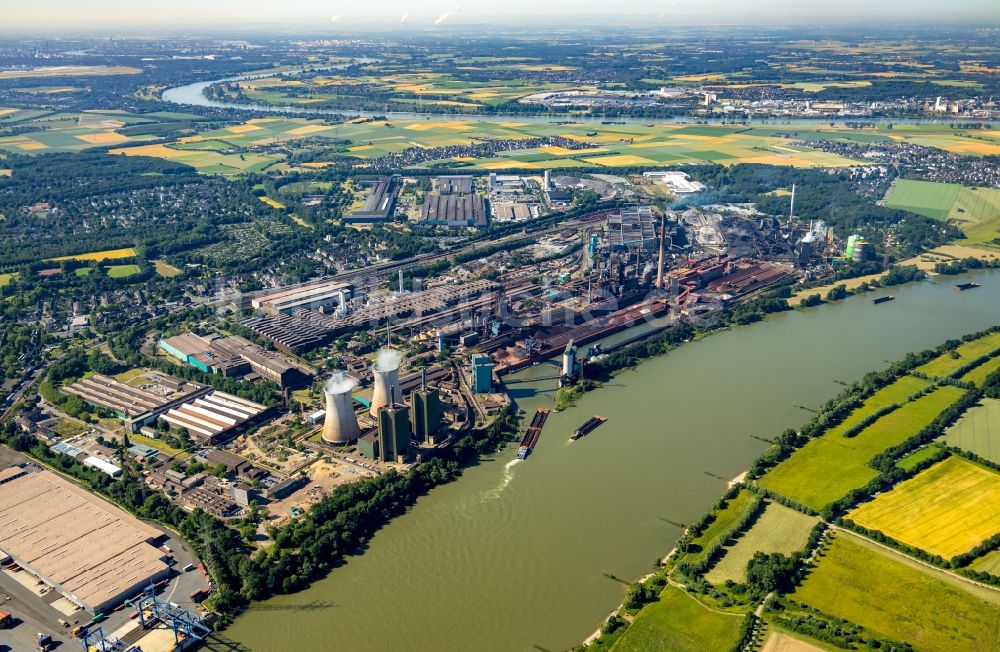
471 355 494 393
411 387 442 443
377 404 411 463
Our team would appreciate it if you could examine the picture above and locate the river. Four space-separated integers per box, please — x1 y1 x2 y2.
162 72 982 127
212 271 999 652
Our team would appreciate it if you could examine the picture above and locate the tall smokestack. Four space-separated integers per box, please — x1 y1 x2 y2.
370 348 402 417
789 184 796 227
398 270 404 294
322 372 360 443
656 214 666 290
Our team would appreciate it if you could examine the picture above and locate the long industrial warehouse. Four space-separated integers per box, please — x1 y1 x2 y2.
159 390 268 444
0 468 170 614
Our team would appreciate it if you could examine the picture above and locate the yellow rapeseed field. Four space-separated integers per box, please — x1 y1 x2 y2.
49 247 137 262
848 456 1000 559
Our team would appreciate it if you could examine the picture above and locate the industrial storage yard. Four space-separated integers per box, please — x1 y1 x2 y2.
0 450 208 652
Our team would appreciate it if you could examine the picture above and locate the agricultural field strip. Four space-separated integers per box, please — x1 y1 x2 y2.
759 385 967 511
916 332 1000 378
684 489 758 565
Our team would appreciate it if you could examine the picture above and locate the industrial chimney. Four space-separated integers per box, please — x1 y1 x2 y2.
322 373 361 443
370 348 403 417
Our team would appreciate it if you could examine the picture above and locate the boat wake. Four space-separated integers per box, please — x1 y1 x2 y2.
482 459 520 501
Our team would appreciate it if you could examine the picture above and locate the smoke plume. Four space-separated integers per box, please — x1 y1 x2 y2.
324 370 357 394
374 347 403 372
330 14 342 23
400 12 409 23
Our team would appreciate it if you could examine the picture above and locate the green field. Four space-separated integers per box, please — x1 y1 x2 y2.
970 548 1000 575
107 264 141 278
917 332 1000 378
885 180 963 221
610 586 745 652
824 375 930 438
0 272 15 286
895 444 943 471
961 356 1000 388
760 385 966 511
705 502 818 584
792 533 1000 652
683 489 758 566
885 180 1000 248
848 456 1000 558
945 398 1000 464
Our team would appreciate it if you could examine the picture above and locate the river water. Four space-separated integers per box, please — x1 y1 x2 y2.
162 73 981 127
214 271 999 652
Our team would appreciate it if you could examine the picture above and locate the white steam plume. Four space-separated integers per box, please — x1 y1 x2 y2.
400 12 409 23
324 370 357 394
330 14 342 23
374 347 403 372
434 6 460 25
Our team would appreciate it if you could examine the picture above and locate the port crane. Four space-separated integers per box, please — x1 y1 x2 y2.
80 627 140 652
128 585 211 646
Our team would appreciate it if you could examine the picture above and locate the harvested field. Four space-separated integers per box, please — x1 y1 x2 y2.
759 631 826 652
705 502 818 584
944 398 1000 464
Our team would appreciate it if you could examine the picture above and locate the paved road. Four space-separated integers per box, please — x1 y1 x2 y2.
0 568 76 650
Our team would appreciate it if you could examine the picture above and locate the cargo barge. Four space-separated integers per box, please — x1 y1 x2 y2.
872 295 895 305
517 408 549 459
570 415 607 441
955 281 981 291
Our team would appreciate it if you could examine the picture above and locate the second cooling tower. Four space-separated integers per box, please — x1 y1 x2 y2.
322 386 361 443
370 367 400 417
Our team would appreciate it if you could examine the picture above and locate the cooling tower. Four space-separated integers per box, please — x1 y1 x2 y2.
370 367 400 417
370 348 403 417
322 384 361 443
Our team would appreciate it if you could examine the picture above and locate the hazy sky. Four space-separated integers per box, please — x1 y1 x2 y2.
5 0 1000 29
